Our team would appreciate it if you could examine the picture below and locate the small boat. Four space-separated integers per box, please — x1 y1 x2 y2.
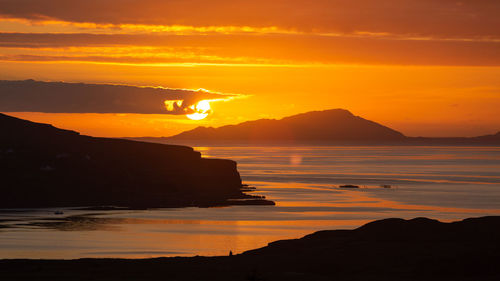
380 184 392 188
54 211 64 215
339 184 359 189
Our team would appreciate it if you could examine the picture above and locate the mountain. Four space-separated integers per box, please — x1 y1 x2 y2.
132 109 500 146
407 131 500 145
169 109 406 144
2 216 499 280
477 131 500 141
0 113 273 208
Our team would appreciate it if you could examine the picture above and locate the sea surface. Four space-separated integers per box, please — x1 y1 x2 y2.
1 146 500 259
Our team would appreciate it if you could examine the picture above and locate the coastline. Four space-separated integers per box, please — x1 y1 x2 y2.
1 113 275 209
2 216 499 281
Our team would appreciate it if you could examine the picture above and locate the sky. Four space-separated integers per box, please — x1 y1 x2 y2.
0 0 499 137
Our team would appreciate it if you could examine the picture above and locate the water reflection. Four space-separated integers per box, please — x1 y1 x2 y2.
19 215 124 231
1 146 499 259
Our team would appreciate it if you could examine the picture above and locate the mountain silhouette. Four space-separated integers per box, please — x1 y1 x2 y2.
132 109 500 146
0 113 272 208
168 109 406 143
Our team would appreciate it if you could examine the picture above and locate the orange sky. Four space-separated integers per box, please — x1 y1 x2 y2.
0 0 499 137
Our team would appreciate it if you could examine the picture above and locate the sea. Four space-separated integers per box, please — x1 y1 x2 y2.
1 146 500 259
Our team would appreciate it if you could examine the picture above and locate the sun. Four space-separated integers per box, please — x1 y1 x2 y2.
186 100 211 120
186 112 208 120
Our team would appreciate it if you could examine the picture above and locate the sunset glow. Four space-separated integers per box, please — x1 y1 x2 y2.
0 0 499 137
1 2 500 277
186 100 211 120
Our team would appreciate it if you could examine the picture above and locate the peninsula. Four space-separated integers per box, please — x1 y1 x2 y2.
0 113 273 208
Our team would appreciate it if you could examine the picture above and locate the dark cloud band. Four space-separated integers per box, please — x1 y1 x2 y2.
0 80 233 114
0 0 499 38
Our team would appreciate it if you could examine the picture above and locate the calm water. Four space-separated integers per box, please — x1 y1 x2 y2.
1 146 500 259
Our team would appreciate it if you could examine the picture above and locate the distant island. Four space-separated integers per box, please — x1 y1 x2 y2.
131 109 500 146
0 113 273 208
2 216 499 280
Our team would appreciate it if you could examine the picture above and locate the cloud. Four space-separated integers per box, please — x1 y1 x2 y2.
0 0 499 38
1 1 499 66
1 33 499 66
0 79 236 114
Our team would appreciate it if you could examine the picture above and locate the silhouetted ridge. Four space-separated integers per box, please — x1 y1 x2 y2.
0 113 273 208
0 113 80 141
475 131 500 141
168 109 406 143
125 109 500 146
2 216 499 280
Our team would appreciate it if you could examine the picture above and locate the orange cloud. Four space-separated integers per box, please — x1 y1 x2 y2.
1 33 499 66
0 0 499 38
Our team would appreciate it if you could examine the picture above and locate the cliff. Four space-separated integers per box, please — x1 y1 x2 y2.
0 113 273 208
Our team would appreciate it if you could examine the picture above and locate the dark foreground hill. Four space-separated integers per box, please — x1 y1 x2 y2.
132 109 500 146
1 216 499 281
0 113 272 208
